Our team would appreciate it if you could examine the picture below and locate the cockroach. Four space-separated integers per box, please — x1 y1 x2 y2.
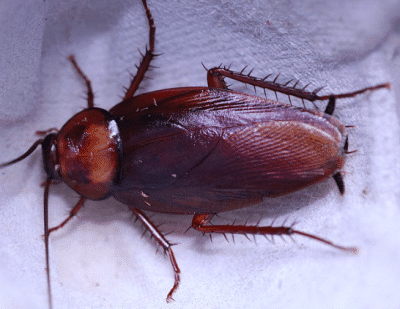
0 0 390 308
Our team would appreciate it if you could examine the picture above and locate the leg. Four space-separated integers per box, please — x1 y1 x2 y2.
128 207 181 302
192 214 358 254
47 197 86 234
35 128 59 136
123 0 156 100
68 55 94 108
207 66 390 105
43 183 86 309
51 203 181 302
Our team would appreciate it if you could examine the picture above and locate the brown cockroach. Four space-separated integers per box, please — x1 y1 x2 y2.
0 0 390 307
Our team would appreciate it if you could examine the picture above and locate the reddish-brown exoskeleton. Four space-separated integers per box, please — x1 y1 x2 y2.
0 0 390 308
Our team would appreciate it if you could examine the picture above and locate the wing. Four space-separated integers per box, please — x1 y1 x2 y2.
110 87 346 214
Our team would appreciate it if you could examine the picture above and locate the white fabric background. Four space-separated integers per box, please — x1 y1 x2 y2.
1 0 400 308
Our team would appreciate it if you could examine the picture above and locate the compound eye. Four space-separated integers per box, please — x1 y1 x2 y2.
42 133 60 181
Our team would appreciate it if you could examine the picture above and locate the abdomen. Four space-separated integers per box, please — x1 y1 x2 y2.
109 87 346 213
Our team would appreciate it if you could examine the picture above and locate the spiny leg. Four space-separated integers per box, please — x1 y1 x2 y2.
35 128 59 136
123 0 156 100
206 66 390 106
42 194 86 309
52 204 182 302
192 214 358 254
128 207 181 302
47 197 86 234
68 55 94 108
